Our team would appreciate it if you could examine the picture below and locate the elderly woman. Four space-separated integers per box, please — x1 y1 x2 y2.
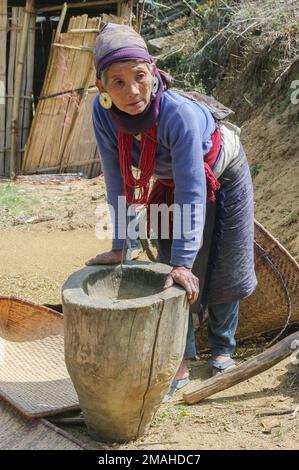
86 23 257 390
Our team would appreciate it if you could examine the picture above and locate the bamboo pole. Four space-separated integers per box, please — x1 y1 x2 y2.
10 0 34 180
20 11 36 172
54 2 67 42
136 0 146 34
118 0 133 25
183 331 299 405
18 8 26 174
69 28 100 33
5 7 18 175
52 43 94 51
0 0 7 175
37 1 117 14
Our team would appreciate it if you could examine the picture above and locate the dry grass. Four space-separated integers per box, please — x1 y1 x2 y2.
156 0 299 94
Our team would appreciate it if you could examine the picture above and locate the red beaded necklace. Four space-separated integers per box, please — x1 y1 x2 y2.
118 125 157 205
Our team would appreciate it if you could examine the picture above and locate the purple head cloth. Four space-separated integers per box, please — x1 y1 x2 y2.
94 23 152 78
93 22 172 134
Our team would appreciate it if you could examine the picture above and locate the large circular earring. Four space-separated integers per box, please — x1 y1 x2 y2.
99 92 112 109
151 76 159 98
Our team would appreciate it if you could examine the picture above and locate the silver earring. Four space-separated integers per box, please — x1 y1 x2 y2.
99 92 112 109
151 76 159 98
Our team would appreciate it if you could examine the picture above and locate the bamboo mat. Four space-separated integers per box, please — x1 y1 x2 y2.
22 12 132 177
22 15 101 177
0 296 79 418
0 401 81 450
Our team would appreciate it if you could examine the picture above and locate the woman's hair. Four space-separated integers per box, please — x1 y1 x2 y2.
100 61 154 88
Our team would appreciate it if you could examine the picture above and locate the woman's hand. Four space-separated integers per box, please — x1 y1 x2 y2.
85 249 126 266
163 266 199 305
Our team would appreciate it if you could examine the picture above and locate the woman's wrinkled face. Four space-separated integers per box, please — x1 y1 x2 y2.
96 61 156 115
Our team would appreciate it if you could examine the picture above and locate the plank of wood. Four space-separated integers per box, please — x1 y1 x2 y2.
69 28 99 33
183 331 299 405
52 43 93 51
54 2 68 43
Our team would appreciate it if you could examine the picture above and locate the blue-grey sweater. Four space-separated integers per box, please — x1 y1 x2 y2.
92 89 216 268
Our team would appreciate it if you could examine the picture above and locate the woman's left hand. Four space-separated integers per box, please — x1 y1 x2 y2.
163 266 199 305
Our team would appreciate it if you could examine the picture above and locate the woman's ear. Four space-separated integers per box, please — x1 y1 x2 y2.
96 78 105 93
151 63 157 76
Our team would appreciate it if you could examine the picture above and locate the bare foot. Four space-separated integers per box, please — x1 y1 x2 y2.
175 360 189 381
212 355 230 363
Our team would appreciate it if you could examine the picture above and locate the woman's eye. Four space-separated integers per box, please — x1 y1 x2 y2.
114 80 123 87
137 74 145 80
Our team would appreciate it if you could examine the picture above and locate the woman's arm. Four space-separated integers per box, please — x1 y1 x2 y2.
92 97 127 252
168 101 209 269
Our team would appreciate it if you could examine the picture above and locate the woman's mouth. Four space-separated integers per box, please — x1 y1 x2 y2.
127 100 143 107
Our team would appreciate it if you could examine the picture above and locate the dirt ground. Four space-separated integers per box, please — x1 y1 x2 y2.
52 356 299 451
241 100 299 263
0 174 298 450
0 175 110 304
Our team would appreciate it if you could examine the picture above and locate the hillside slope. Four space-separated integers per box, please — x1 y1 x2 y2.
146 0 299 260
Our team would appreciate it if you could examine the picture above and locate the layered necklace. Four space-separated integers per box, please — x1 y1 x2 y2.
118 126 157 205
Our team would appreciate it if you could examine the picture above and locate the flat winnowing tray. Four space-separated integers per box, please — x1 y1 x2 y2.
0 297 79 418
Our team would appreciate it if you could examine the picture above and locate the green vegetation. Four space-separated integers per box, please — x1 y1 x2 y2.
0 184 40 216
250 163 262 179
285 210 298 226
153 0 299 105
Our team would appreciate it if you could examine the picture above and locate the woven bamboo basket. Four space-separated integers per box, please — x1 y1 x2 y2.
196 220 299 350
0 296 79 418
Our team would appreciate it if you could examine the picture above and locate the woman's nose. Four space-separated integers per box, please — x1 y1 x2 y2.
127 81 139 95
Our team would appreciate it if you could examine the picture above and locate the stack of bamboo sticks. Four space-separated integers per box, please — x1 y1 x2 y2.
22 14 100 177
22 11 132 178
0 1 35 177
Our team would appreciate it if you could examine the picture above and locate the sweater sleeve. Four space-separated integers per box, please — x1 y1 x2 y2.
168 102 208 268
92 98 127 250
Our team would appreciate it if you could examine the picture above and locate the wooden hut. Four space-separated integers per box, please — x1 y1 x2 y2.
0 0 136 178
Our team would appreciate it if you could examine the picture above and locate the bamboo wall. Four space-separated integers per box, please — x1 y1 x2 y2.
0 1 7 175
22 10 132 178
0 1 35 177
0 0 135 178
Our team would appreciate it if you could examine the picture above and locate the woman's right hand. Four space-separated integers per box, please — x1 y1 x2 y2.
85 249 126 266
163 266 199 305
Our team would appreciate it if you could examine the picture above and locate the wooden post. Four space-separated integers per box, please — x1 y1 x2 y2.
183 331 299 405
0 0 7 176
118 0 133 26
5 7 17 176
19 11 36 173
136 0 146 34
10 0 34 180
54 2 67 42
